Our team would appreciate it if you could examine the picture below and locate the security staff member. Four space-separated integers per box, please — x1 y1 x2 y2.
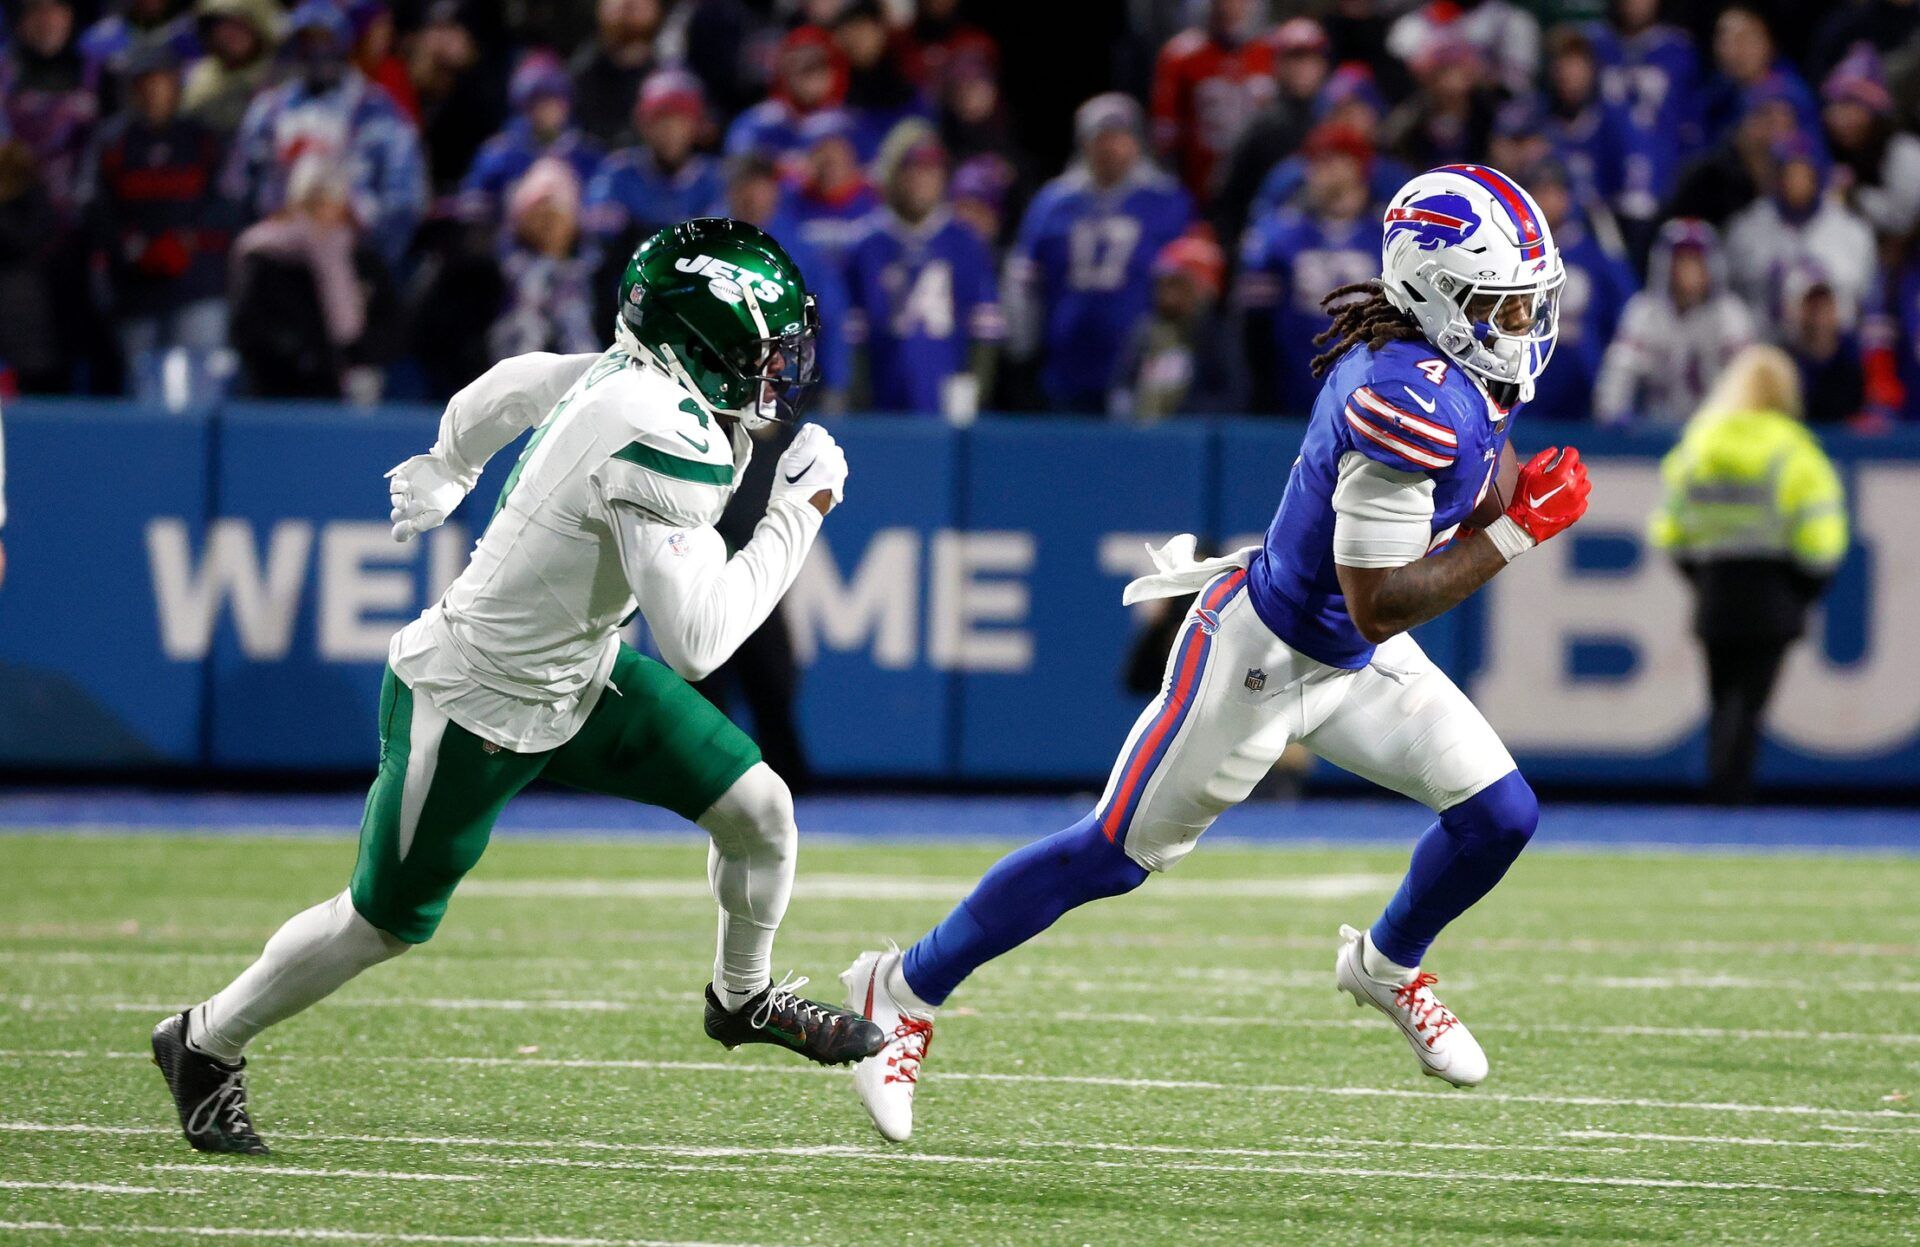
1650 344 1849 803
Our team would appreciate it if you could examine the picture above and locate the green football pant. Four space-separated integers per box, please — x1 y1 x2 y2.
350 644 765 944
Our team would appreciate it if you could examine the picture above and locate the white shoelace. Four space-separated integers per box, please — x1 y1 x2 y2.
185 1071 252 1137
749 971 835 1032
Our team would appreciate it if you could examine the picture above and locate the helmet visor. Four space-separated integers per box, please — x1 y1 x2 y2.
729 295 820 410
1462 277 1562 385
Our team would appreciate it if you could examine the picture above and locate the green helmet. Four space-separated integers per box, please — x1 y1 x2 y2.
615 217 819 426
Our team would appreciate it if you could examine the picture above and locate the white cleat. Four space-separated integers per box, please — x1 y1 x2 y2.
841 949 933 1142
1335 924 1487 1087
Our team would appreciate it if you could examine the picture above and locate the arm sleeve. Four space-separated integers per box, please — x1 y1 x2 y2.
1331 452 1437 569
431 352 601 486
603 495 824 682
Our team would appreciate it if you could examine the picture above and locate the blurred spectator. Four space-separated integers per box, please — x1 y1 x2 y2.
950 152 1015 246
1666 78 1800 227
1487 95 1554 175
720 151 850 409
1322 0 1413 100
1820 47 1920 236
1810 0 1920 85
725 27 846 168
934 48 1031 225
1387 0 1540 96
1110 234 1233 422
78 0 201 104
831 0 928 162
87 44 235 377
1524 159 1638 423
1543 25 1634 207
347 1 418 122
843 126 1000 420
1245 65 1409 230
461 54 603 224
1005 93 1193 413
181 0 282 137
664 0 774 121
1589 0 1703 230
1596 218 1755 425
1150 0 1275 202
490 158 600 359
908 0 998 92
223 1 428 267
584 69 723 255
1211 17 1332 245
1725 135 1875 323
1649 343 1848 803
1381 34 1497 168
785 110 879 268
409 2 502 193
1780 263 1867 426
1237 122 1379 416
569 0 664 146
0 141 65 392
1701 6 1816 146
2 0 101 221
229 154 397 399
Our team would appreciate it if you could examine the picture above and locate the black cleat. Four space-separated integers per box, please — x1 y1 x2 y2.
150 1011 269 1155
704 975 886 1066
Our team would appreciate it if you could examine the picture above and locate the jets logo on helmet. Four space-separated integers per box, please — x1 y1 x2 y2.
1383 193 1481 251
674 254 788 306
1380 165 1565 403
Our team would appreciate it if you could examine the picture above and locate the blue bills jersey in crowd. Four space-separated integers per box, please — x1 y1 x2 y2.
582 149 725 245
761 208 853 392
1588 20 1702 218
1238 209 1379 415
1247 340 1515 669
1545 98 1636 207
1010 164 1193 410
1527 214 1636 422
458 119 603 221
843 210 1002 414
789 183 883 270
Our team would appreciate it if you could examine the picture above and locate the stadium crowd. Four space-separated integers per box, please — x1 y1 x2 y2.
3 0 1920 427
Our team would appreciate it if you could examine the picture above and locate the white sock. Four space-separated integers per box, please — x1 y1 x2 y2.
698 764 796 1013
885 954 936 1017
191 890 409 1062
1361 930 1419 984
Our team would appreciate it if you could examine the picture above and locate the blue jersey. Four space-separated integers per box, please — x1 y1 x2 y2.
788 182 882 271
762 207 853 392
843 209 1001 414
1545 99 1635 205
582 148 723 243
1247 340 1515 669
1012 165 1193 410
1589 22 1702 215
1238 209 1379 415
459 119 603 220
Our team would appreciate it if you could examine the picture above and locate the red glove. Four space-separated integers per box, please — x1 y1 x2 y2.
1503 446 1591 545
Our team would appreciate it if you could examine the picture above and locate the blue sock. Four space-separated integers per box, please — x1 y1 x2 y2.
1369 770 1539 968
900 813 1149 1006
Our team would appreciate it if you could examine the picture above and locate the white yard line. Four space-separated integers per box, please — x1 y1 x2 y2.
1559 1130 1871 1149
147 1164 485 1183
0 1121 1624 1156
1821 1124 1920 1134
5 1048 1913 1121
0 1180 176 1195
1053 1011 1920 1046
0 1222 764 1247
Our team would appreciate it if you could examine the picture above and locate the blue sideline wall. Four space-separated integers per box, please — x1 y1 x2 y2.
2 400 1916 791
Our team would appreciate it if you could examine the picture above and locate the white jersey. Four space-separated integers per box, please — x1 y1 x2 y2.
390 347 821 752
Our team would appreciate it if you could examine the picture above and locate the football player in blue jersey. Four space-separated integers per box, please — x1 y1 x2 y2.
843 164 1593 1142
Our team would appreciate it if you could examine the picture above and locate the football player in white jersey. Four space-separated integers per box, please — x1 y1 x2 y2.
152 219 885 1155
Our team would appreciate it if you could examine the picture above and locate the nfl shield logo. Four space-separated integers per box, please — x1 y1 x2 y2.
1245 668 1266 692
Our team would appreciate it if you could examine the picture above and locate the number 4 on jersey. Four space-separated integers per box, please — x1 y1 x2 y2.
1416 358 1450 385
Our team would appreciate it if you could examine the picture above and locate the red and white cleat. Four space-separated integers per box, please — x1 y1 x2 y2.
841 949 933 1142
1335 924 1487 1087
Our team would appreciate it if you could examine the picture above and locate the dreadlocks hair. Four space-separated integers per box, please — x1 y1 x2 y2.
1309 279 1426 378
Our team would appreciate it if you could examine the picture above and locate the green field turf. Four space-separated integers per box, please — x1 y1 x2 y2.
0 830 1915 1246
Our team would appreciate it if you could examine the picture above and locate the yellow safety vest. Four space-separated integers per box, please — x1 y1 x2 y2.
1648 407 1849 572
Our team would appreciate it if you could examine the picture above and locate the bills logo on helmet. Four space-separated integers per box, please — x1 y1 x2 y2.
1384 192 1481 251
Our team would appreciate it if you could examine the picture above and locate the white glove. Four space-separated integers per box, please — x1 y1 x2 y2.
386 453 471 543
771 423 848 511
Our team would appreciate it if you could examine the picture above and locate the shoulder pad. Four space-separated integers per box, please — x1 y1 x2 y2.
589 367 734 527
1339 360 1463 475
